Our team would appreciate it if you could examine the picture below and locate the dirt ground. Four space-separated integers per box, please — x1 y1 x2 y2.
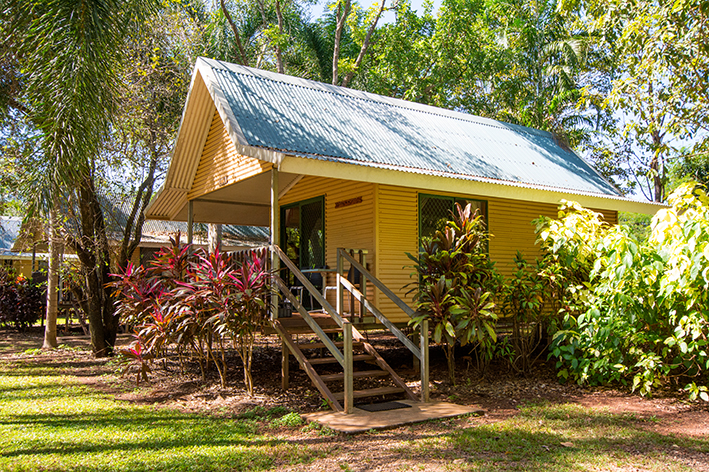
2 328 709 471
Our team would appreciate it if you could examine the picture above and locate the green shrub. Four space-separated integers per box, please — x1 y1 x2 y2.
0 268 45 331
539 183 709 400
271 412 304 427
499 252 565 375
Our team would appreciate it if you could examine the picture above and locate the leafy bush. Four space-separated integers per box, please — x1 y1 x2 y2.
112 237 271 393
0 268 45 331
499 252 565 375
408 202 499 384
539 184 709 400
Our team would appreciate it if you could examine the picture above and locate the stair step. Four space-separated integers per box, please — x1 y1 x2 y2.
333 386 405 401
307 354 374 365
319 370 389 382
297 341 363 350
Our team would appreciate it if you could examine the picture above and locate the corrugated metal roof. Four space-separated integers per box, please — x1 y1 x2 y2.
0 217 21 254
203 58 620 197
98 198 266 244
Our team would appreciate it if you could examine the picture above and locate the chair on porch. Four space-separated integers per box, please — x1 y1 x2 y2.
296 267 333 312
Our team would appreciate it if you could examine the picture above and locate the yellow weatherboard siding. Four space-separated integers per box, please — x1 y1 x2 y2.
14 260 33 278
376 185 419 324
280 176 376 310
374 184 618 323
280 177 618 325
187 110 272 200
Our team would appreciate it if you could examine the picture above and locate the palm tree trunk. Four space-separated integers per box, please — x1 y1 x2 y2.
42 202 60 350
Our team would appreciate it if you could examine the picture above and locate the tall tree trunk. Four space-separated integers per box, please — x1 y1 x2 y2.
332 0 351 85
117 135 159 271
340 0 387 88
85 264 107 356
71 177 116 357
219 0 248 65
42 202 60 350
275 0 285 74
651 130 665 203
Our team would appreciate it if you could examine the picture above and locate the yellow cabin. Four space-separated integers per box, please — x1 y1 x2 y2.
145 58 661 415
146 58 659 326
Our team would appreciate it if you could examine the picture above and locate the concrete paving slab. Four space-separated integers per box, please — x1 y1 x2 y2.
302 400 484 434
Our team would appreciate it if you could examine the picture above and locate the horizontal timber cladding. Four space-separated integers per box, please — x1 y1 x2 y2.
375 184 619 323
187 110 272 200
376 185 420 324
10 259 33 278
489 200 617 276
279 176 377 311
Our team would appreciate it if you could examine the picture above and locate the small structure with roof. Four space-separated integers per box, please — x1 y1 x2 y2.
145 58 661 424
0 216 38 276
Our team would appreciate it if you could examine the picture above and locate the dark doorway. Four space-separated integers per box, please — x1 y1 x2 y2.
280 196 325 302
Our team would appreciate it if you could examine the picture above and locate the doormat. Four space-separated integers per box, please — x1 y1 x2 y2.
356 401 412 412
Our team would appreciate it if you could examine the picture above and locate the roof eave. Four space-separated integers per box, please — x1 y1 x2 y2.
278 154 665 215
145 59 284 221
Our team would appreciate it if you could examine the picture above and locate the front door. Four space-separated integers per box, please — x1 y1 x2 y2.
280 196 325 291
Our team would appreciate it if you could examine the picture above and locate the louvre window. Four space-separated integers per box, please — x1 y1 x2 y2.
418 194 487 247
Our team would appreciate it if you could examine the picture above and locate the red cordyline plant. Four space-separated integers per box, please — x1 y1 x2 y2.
407 203 500 384
112 236 271 393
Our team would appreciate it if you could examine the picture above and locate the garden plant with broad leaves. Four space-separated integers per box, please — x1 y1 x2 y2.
539 184 709 400
112 236 271 394
408 202 499 384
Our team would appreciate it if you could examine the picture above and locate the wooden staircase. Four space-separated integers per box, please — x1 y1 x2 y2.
268 245 429 414
273 318 417 412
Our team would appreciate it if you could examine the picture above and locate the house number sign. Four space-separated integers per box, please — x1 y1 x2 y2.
335 196 363 208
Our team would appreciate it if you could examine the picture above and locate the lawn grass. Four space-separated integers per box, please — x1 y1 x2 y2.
1 351 708 471
447 404 709 471
0 357 324 472
376 404 709 471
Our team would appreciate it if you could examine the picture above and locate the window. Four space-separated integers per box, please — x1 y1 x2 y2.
140 247 161 264
418 193 487 246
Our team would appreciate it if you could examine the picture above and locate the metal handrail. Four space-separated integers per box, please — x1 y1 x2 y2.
337 248 429 402
272 275 345 365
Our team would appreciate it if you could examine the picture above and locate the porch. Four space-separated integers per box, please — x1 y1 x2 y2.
236 243 482 431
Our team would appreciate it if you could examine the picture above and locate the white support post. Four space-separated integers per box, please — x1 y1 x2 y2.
421 319 429 402
336 250 344 317
187 200 194 246
343 321 353 414
208 223 222 253
270 168 280 320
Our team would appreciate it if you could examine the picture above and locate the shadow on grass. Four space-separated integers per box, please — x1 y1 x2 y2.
442 403 709 471
3 351 709 471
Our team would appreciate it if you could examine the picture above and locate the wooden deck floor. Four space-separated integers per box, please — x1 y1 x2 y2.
303 400 484 433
